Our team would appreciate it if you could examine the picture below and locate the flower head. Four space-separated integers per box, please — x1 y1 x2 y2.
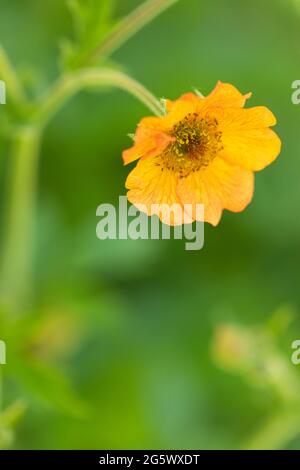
123 82 281 226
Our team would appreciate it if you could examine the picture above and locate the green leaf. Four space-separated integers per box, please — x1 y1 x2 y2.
9 357 89 418
62 0 116 69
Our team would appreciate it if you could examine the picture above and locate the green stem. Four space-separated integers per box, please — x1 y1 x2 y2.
0 68 162 310
78 0 179 64
33 68 164 126
0 0 173 310
0 125 41 311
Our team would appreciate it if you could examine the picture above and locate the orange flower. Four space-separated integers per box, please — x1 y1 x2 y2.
123 82 281 226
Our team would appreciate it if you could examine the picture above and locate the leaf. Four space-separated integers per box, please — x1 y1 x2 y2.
62 0 117 69
9 357 89 418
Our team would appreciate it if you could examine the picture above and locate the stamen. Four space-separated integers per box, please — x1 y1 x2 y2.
161 113 223 177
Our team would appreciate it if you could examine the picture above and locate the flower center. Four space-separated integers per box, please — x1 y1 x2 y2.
161 113 223 177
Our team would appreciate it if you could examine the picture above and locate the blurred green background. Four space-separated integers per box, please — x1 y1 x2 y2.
0 0 300 450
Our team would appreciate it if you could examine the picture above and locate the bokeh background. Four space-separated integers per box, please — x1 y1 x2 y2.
0 0 300 450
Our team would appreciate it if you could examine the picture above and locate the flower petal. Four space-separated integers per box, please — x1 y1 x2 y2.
206 157 254 212
123 129 172 165
166 82 251 114
123 100 195 166
164 99 196 127
126 156 192 225
176 172 223 226
201 81 252 110
166 93 200 112
213 106 281 171
177 157 254 226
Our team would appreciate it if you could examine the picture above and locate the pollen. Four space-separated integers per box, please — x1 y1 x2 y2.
161 113 223 177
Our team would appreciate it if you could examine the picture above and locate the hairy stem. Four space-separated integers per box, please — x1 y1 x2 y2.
0 0 175 309
78 0 179 64
33 68 164 126
0 68 162 310
0 126 41 311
